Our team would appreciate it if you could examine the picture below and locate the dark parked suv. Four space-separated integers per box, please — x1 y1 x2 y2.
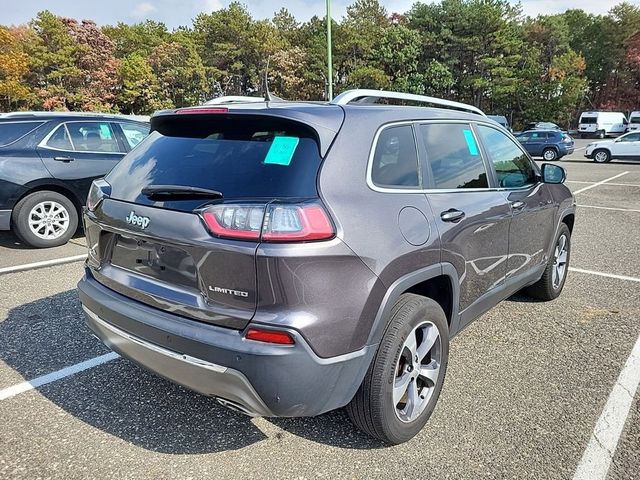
77 90 575 444
515 129 575 161
0 112 149 248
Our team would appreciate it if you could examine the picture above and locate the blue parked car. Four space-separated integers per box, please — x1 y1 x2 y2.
515 129 574 161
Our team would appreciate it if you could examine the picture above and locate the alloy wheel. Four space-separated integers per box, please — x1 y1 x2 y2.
393 321 442 423
543 149 557 161
28 201 70 240
594 151 609 163
552 234 568 289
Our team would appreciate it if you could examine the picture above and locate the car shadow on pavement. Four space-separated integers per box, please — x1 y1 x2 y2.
0 230 85 250
1 289 383 452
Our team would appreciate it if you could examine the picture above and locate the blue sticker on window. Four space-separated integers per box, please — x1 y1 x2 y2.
263 136 299 166
463 129 479 156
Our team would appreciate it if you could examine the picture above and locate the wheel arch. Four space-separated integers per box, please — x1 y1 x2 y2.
15 180 84 219
366 263 461 347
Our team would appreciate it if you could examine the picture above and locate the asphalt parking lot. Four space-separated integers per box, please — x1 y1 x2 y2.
1 138 639 479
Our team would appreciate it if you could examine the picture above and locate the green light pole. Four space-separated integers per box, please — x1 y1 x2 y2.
326 0 333 100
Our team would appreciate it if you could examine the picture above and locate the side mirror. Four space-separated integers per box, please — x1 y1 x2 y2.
542 163 566 184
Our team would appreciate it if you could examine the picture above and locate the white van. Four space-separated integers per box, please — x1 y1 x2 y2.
628 111 640 132
578 111 628 138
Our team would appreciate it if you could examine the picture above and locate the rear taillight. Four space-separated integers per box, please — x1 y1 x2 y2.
245 328 295 345
87 179 111 212
200 202 334 243
201 204 264 240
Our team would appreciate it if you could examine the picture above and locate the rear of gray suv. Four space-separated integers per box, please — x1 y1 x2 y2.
78 91 576 444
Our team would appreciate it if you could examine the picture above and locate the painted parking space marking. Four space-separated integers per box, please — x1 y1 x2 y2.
0 254 87 275
572 332 640 480
572 172 629 194
577 205 640 213
0 352 119 401
567 180 640 187
569 267 640 283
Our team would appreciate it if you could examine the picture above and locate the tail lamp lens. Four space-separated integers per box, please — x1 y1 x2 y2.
200 203 334 243
245 328 295 345
87 179 111 212
201 205 264 240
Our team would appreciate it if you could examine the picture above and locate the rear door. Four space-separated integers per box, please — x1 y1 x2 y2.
527 131 546 156
476 124 556 281
614 132 640 158
37 121 125 201
418 122 512 318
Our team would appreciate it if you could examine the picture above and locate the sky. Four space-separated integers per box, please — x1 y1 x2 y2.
2 0 637 28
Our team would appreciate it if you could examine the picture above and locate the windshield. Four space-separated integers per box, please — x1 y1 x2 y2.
107 115 323 211
580 117 598 124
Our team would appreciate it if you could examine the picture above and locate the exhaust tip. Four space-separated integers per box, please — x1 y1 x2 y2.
216 397 257 417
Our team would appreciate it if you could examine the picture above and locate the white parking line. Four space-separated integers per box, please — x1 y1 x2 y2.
573 332 640 480
0 254 87 275
572 172 629 194
568 181 640 187
578 205 640 213
569 267 640 283
0 352 119 401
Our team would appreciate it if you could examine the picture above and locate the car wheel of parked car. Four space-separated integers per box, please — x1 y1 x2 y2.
593 149 611 163
11 191 78 248
597 130 605 139
525 223 571 301
346 294 449 444
542 148 558 161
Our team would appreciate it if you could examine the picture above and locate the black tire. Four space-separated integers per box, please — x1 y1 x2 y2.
598 130 605 139
542 148 558 161
346 294 449 444
593 149 611 163
11 191 78 248
525 223 571 301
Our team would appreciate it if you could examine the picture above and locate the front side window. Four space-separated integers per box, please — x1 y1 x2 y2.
419 123 488 189
66 122 120 153
477 125 537 189
371 125 420 188
619 132 640 142
119 122 150 149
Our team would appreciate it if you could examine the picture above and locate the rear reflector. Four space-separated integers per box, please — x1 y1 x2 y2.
176 107 229 114
245 328 295 345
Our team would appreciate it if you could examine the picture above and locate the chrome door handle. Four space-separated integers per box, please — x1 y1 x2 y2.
441 209 465 222
53 156 74 162
511 201 526 211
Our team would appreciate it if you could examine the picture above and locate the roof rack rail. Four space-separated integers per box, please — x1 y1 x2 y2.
204 96 266 105
330 89 485 117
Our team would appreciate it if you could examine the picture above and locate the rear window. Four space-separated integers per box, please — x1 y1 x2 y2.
0 121 44 147
107 115 323 208
630 116 640 124
581 117 597 124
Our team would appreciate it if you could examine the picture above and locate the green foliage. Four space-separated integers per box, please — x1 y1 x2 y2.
1 2 639 122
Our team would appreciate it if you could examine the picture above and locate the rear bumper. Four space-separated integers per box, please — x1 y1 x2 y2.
0 209 10 230
78 270 375 417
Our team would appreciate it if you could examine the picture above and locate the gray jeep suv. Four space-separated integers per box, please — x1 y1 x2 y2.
78 90 575 444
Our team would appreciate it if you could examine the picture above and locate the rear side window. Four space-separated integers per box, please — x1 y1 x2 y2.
477 125 537 189
0 122 44 147
46 125 73 150
371 125 420 188
119 122 150 149
107 115 323 207
419 123 488 189
581 117 597 124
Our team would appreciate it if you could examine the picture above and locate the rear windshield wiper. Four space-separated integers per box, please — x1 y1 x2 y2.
141 185 223 199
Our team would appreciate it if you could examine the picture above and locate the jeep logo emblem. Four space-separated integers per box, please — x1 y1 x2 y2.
125 211 150 229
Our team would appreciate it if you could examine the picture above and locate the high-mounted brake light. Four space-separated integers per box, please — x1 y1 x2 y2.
199 203 335 242
245 328 295 345
176 107 229 114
